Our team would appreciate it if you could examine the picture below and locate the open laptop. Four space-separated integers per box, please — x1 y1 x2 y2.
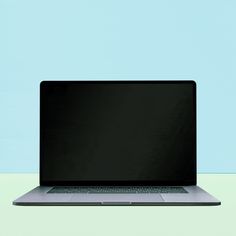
13 80 220 206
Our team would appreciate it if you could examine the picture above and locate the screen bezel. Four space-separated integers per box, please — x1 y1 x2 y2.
40 80 196 186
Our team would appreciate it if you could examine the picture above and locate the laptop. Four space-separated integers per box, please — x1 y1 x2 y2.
13 80 220 206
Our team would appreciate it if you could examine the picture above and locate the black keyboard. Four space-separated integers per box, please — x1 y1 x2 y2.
47 186 187 194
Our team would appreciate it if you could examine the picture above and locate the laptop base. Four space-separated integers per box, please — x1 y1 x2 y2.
13 186 221 206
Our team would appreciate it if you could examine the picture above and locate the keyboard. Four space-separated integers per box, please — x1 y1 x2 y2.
47 186 187 194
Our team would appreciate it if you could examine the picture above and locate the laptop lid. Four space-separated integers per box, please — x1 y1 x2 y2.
40 81 196 186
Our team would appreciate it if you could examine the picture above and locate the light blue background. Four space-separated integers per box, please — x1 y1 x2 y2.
0 0 235 173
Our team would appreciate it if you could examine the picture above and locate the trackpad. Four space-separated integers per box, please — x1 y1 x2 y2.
70 194 164 203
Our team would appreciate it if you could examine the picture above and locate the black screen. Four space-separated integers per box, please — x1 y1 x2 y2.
40 81 196 185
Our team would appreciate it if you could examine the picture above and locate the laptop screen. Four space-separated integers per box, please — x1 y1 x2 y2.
40 81 196 186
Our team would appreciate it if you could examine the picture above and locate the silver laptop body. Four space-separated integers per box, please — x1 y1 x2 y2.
13 81 220 206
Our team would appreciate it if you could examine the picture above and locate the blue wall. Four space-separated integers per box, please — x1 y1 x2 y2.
1 0 235 172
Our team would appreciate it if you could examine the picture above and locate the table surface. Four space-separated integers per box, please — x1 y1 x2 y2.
0 174 235 236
